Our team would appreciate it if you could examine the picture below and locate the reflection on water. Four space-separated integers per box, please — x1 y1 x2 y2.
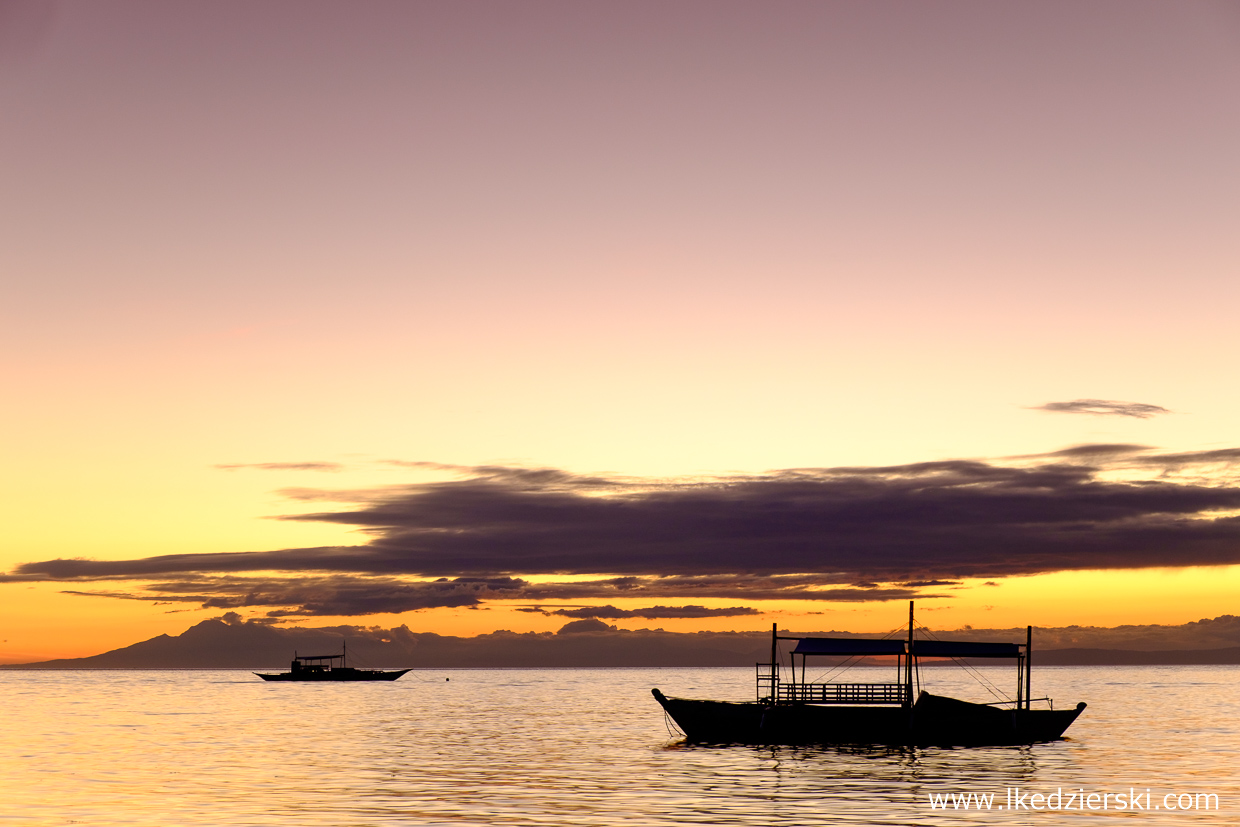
0 666 1235 825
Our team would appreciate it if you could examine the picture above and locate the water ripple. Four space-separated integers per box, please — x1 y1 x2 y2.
0 666 1235 825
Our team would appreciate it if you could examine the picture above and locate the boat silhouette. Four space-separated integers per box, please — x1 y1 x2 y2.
255 642 410 682
652 602 1086 746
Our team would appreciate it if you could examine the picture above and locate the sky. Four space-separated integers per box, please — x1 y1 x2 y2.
3 0 1240 662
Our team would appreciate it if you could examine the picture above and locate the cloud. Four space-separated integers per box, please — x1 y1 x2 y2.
1032 399 1171 418
519 604 761 620
52 575 923 617
215 462 344 472
8 446 1240 616
1034 444 1152 458
556 618 615 634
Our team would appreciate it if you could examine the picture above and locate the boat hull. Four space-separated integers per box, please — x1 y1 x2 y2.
255 668 410 682
652 689 1085 746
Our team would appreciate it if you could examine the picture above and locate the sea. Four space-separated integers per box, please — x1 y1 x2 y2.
1 665 1236 826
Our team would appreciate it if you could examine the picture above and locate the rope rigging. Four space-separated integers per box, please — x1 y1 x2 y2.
778 619 1018 706
340 638 444 682
911 620 1012 704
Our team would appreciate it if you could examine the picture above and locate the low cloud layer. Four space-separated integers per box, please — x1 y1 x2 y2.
8 445 1240 616
56 574 923 617
518 605 761 620
1033 399 1171 418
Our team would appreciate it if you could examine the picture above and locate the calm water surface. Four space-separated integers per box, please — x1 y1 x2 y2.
1 666 1236 825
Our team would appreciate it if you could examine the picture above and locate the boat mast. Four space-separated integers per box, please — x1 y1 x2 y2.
771 622 777 694
905 601 914 706
1025 625 1032 710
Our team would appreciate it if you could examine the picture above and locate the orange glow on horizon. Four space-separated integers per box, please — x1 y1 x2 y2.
6 566 1240 664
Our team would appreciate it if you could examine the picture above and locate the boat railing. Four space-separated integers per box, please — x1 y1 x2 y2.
756 663 778 701
291 652 344 673
778 681 909 705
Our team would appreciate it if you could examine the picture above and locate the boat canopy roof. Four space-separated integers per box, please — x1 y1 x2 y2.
787 638 1025 658
792 637 906 657
296 653 343 662
912 640 1022 658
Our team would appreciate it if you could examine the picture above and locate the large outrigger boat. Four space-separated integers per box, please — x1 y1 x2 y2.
255 642 410 682
652 603 1085 746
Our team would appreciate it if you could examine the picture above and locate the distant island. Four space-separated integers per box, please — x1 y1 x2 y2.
4 612 1240 668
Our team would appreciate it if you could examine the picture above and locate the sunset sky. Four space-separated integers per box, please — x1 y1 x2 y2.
3 1 1240 663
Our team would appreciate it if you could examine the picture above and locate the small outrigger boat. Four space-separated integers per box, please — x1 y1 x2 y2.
255 643 410 682
652 603 1085 746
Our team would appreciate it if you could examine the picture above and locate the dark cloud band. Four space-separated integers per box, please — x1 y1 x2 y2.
8 446 1240 617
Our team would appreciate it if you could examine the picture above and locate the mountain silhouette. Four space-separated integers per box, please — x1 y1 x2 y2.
5 613 1240 668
